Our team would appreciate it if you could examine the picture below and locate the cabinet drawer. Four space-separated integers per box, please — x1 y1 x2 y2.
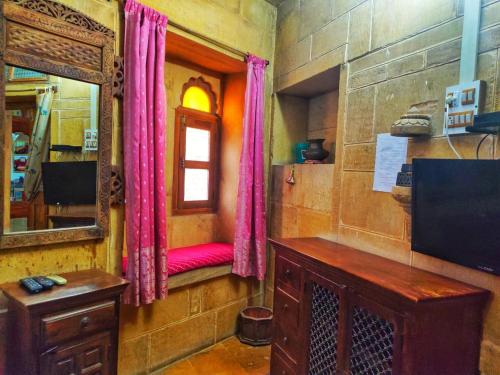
276 256 302 298
275 288 300 330
274 324 299 362
41 300 116 346
271 350 296 375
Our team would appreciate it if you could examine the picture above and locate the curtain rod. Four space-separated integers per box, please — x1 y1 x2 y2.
118 1 269 65
169 20 246 59
169 20 270 66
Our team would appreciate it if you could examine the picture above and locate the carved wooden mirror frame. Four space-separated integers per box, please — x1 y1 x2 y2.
0 0 114 248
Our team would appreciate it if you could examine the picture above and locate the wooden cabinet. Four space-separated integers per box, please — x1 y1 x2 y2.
270 238 490 375
1 269 128 375
40 332 111 375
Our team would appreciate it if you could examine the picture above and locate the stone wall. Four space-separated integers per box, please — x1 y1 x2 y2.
308 90 339 158
0 0 277 374
268 163 335 305
118 274 260 374
270 0 500 373
49 76 95 161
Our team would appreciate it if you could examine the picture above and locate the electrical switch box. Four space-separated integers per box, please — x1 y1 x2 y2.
444 80 485 135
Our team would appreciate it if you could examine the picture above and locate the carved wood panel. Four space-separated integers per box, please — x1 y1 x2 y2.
7 0 115 38
6 21 102 71
113 56 124 99
110 165 124 206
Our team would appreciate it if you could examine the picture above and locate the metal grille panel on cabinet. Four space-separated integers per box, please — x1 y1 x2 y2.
349 306 395 375
308 283 340 375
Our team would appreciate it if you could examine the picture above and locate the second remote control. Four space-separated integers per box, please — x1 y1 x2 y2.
33 276 55 290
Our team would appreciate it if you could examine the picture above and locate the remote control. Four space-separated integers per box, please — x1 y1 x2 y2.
33 276 55 290
20 278 43 294
46 275 67 286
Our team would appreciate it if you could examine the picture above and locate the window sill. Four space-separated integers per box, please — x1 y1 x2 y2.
172 208 217 216
169 264 232 290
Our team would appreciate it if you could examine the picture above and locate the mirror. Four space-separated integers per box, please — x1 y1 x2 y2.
1 0 114 248
4 66 100 233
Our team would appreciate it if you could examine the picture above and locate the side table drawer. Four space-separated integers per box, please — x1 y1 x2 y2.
41 300 116 347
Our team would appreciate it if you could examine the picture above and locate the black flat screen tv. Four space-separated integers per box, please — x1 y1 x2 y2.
41 161 97 205
412 158 500 275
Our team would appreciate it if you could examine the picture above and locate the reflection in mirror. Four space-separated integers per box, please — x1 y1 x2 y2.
4 65 99 233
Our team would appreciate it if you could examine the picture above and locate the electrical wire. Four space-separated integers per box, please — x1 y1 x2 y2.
444 102 463 159
476 134 491 159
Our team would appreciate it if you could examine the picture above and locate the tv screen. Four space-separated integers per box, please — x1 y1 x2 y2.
412 159 500 275
41 161 97 205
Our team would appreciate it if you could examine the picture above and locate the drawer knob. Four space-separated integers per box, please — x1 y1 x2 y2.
282 336 288 344
283 303 289 310
80 316 91 328
281 371 287 375
284 269 292 277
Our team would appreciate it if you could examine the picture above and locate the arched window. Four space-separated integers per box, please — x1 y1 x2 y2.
180 77 217 114
173 77 220 214
182 86 211 112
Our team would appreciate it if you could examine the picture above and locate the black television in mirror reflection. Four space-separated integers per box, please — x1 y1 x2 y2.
42 161 97 205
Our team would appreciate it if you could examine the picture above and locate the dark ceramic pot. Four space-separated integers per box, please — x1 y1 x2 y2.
304 138 329 161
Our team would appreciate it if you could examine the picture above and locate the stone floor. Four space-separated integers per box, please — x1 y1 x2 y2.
157 336 271 375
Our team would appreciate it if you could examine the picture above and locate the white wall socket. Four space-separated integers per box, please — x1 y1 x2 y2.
444 80 485 135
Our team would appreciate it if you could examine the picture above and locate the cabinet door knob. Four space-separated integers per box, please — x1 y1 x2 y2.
281 371 287 375
284 269 292 277
283 336 288 344
80 316 91 328
283 303 288 310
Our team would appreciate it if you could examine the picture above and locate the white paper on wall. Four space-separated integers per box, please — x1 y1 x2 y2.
373 133 408 192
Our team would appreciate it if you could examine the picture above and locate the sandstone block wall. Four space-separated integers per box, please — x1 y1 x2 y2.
271 1 500 373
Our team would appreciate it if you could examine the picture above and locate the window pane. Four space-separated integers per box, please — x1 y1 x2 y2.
182 86 211 112
185 127 210 162
184 169 209 201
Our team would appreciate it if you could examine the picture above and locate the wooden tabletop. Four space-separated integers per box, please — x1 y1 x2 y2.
1 269 129 309
270 237 490 304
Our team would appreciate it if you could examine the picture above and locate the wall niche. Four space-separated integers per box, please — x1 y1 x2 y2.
272 66 340 165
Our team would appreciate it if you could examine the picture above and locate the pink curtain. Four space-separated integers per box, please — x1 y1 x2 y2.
233 55 268 281
123 0 168 306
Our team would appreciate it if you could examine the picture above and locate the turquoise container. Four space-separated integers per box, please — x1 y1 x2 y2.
294 142 308 163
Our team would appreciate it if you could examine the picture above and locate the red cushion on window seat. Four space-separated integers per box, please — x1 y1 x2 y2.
122 242 234 276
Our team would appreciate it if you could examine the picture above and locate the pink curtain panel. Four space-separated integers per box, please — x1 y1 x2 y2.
123 0 168 306
233 55 268 281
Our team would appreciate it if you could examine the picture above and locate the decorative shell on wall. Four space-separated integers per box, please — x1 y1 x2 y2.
390 100 438 137
391 114 432 137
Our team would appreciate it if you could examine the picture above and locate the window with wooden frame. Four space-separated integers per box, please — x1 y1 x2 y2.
173 77 220 215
